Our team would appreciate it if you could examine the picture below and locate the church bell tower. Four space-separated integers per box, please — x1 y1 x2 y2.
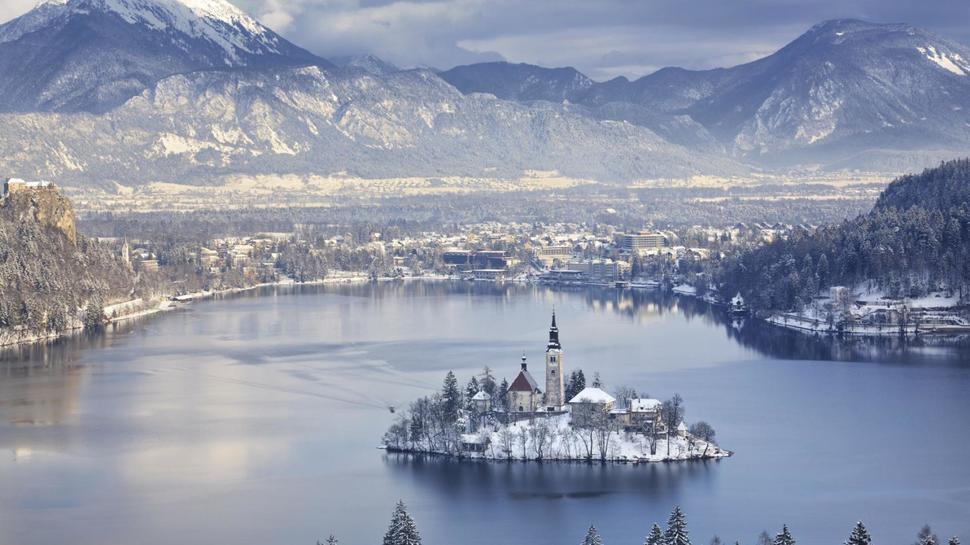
545 311 565 410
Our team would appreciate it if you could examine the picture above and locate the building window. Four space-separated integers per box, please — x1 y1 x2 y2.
551 370 555 375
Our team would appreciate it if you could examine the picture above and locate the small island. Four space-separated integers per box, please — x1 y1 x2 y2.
383 313 730 463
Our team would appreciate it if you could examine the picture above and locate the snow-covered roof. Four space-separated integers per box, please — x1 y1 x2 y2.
460 434 486 444
471 391 490 401
677 421 688 431
568 387 615 404
629 398 661 412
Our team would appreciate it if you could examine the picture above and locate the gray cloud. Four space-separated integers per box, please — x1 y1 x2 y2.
3 0 970 80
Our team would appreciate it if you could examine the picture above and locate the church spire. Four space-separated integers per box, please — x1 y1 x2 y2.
547 310 561 350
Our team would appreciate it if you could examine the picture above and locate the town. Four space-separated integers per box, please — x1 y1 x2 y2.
381 312 728 462
3 175 967 347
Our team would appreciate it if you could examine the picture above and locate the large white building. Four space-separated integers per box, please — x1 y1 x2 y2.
617 231 669 253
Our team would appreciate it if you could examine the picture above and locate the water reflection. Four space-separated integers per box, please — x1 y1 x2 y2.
383 453 721 501
1 282 969 545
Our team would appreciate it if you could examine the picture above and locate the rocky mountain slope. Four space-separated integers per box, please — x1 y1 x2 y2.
0 66 743 187
442 19 970 171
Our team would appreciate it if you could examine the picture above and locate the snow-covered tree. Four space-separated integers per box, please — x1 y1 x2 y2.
582 525 604 545
948 537 960 545
915 526 938 545
644 523 663 545
441 371 461 423
773 525 795 545
383 501 421 545
845 522 870 545
664 506 691 545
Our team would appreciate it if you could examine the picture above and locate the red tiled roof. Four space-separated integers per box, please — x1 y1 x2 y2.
508 369 541 392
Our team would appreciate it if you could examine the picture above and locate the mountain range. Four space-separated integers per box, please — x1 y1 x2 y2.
0 0 968 188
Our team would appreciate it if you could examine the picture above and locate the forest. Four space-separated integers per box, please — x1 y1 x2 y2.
716 160 970 311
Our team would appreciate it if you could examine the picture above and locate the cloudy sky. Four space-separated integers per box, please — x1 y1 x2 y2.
3 0 969 80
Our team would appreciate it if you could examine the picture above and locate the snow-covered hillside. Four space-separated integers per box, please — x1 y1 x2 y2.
0 0 325 112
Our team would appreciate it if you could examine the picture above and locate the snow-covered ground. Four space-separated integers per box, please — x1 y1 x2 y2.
391 413 730 463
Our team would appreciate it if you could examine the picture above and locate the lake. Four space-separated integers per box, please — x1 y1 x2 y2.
1 282 969 545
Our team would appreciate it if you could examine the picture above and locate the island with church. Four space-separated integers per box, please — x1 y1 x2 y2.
382 313 731 463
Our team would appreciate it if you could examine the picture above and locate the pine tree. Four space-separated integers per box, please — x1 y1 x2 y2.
318 535 337 545
464 376 480 410
383 501 421 545
773 525 795 545
915 526 938 545
845 522 870 545
582 525 604 545
441 371 461 423
645 523 664 545
497 378 510 410
664 506 691 545
948 538 959 545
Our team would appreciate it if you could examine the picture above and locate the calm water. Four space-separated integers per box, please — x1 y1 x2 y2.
1 282 969 545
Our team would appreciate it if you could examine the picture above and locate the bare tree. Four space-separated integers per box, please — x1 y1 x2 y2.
497 427 515 461
662 394 684 457
517 425 530 460
529 419 552 461
591 407 618 462
689 421 717 456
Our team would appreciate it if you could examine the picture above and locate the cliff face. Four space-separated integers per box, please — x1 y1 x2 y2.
0 186 133 343
3 186 77 244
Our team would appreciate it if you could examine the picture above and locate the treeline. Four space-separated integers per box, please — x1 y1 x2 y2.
717 160 970 311
326 502 961 545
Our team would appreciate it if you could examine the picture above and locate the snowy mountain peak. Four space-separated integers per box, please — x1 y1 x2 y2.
25 0 279 63
0 0 327 112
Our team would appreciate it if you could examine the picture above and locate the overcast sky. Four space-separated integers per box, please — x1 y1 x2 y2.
3 0 970 80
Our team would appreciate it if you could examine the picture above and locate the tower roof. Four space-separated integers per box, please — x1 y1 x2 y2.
547 310 561 350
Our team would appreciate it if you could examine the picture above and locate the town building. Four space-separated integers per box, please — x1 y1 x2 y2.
609 398 663 431
534 245 572 267
617 231 669 253
568 387 616 427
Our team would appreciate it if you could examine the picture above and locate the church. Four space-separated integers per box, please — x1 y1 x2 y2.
507 312 566 413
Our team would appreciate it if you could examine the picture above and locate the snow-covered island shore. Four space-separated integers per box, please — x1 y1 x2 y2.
384 411 730 463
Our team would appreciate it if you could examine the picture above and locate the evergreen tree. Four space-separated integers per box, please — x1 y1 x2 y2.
480 366 497 396
566 370 586 400
318 535 338 545
915 526 938 545
464 376 480 410
582 525 604 545
773 525 795 545
497 378 510 410
441 371 461 423
383 501 421 545
645 523 664 545
664 506 691 545
948 538 960 545
845 522 870 545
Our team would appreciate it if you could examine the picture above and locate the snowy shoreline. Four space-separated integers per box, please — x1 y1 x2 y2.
383 413 731 464
0 272 376 349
